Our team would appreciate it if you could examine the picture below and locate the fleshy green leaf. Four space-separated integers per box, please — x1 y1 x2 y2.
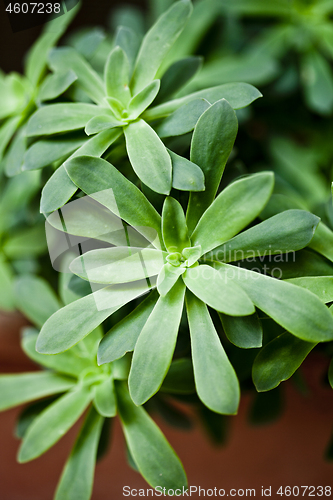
157 263 185 297
48 47 105 105
162 197 190 253
127 80 160 120
3 124 27 177
186 99 238 232
156 98 210 138
129 279 186 405
284 277 333 303
220 313 263 349
191 172 274 254
0 116 21 162
116 381 187 489
309 222 333 263
25 4 80 86
93 377 117 417
21 327 91 378
65 155 162 246
183 264 255 316
186 291 240 414
36 279 154 354
55 407 103 500
206 210 320 262
144 83 262 120
18 387 93 463
169 149 205 192
23 136 85 172
156 56 203 103
252 332 316 392
115 26 140 76
40 129 121 213
3 224 47 259
301 50 333 115
14 275 61 328
0 371 75 412
27 103 104 137
215 263 333 343
38 70 77 102
98 291 158 364
85 116 122 136
130 0 193 94
124 119 172 195
104 46 131 106
70 247 166 284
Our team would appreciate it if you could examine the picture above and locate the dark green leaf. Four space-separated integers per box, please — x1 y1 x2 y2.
252 332 316 392
220 313 263 348
156 56 203 103
160 358 195 394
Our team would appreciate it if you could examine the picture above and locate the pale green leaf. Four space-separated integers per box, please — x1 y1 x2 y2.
186 291 240 414
127 80 160 120
38 70 77 102
186 99 238 232
129 279 186 405
207 210 320 263
191 172 274 254
27 103 104 137
157 98 210 138
36 279 155 354
183 265 255 316
14 275 61 328
131 0 193 94
55 407 103 500
162 197 190 253
23 136 85 172
284 277 333 303
70 247 166 284
18 387 93 463
93 377 117 417
0 371 75 412
104 46 131 106
215 262 333 343
65 155 162 246
169 149 205 192
98 291 158 364
124 119 172 195
117 381 187 489
48 47 105 105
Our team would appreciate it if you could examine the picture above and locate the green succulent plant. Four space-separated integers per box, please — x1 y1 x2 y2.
0 274 188 499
